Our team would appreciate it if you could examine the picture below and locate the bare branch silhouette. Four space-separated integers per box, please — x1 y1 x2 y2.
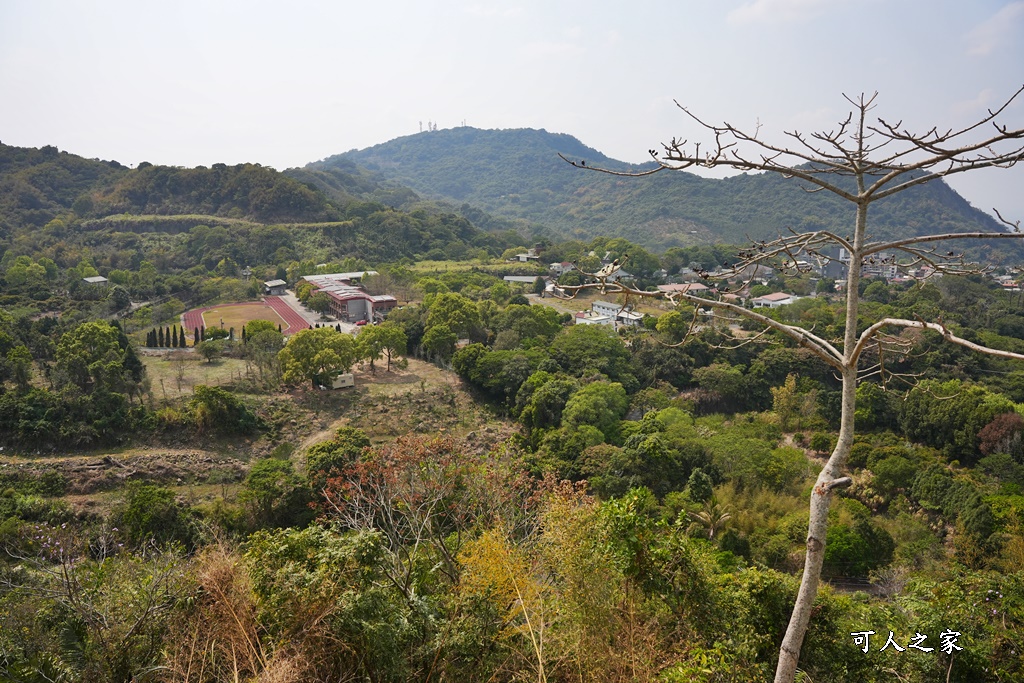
561 87 1024 683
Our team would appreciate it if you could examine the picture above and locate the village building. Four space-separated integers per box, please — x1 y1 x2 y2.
574 310 615 326
588 300 644 327
263 279 287 295
82 275 108 286
549 261 574 276
657 283 710 296
300 272 396 323
515 248 541 263
752 291 800 308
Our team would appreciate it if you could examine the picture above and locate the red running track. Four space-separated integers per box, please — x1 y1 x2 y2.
181 297 310 338
263 296 311 334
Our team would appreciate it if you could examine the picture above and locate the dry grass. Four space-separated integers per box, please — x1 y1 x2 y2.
199 302 287 333
142 353 252 399
352 357 460 397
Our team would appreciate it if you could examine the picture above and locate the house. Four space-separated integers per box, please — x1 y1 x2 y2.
603 269 633 283
616 309 644 327
549 261 574 276
515 248 541 263
574 310 615 326
263 279 287 295
591 301 644 327
752 292 800 308
82 276 108 286
657 283 709 296
591 300 623 318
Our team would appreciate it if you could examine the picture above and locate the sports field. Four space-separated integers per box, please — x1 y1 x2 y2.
182 298 309 338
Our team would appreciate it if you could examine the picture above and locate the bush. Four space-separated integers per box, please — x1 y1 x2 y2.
110 483 200 549
306 426 371 491
809 431 834 454
188 385 260 435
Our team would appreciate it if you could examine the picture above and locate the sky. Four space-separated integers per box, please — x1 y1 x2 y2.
2 0 1023 221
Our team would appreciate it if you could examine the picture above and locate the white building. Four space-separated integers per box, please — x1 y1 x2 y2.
590 301 644 327
574 310 615 326
752 292 800 308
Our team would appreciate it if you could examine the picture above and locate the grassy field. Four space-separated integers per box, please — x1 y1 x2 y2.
199 302 288 332
407 259 493 273
142 352 252 399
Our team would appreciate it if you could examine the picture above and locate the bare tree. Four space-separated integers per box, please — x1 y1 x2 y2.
559 87 1024 682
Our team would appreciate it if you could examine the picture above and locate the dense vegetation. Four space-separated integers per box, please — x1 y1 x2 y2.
0 142 522 269
331 127 1020 258
1 141 1023 682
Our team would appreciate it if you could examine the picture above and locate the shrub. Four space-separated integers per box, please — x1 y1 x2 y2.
110 483 200 549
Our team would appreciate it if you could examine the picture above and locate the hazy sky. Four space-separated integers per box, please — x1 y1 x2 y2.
2 0 1023 220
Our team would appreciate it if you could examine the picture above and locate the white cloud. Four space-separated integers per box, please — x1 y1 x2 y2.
951 89 995 117
727 0 833 24
966 1 1024 56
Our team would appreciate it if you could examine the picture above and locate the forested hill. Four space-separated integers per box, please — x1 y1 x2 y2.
0 142 519 263
326 127 1017 258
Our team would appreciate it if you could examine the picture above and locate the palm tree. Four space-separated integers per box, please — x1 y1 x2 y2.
687 498 732 540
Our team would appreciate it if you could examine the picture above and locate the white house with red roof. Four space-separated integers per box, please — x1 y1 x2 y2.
751 292 800 308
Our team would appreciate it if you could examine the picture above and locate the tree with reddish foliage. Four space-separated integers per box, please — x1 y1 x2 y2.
978 411 1024 461
320 435 536 601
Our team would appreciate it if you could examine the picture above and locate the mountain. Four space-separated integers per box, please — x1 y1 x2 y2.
0 143 518 264
324 127 1019 260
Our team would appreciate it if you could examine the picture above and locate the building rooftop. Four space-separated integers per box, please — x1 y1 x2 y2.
753 291 795 302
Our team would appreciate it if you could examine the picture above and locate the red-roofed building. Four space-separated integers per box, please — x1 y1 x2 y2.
752 292 800 308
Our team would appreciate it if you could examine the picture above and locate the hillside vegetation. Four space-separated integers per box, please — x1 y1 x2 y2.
328 126 1019 259
0 142 519 266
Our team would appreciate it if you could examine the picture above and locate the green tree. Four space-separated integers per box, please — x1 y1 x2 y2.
245 325 285 381
562 381 629 444
421 323 457 361
189 384 260 434
195 339 225 364
425 292 481 338
357 322 407 372
278 327 357 387
239 458 312 529
307 291 332 318
7 345 33 391
686 468 714 503
655 310 691 343
306 426 372 491
107 284 131 312
111 482 199 549
54 321 126 393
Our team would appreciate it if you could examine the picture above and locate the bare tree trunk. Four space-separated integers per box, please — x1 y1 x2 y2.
776 200 866 682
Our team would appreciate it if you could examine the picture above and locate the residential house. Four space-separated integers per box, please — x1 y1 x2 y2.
752 292 800 308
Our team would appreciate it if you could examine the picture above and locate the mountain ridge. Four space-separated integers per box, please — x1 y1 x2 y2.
322 126 1018 260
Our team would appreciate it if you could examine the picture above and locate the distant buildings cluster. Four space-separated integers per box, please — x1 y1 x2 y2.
264 271 398 324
